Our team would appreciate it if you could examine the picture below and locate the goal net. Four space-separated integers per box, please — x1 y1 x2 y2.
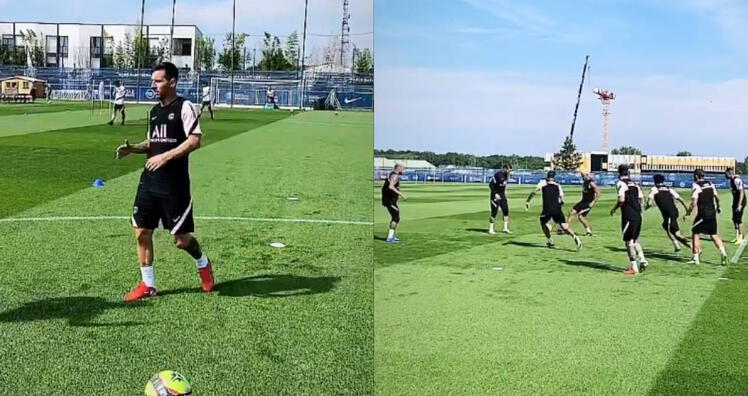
209 77 301 108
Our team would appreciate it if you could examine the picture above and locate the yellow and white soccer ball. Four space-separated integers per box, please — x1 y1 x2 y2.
145 370 193 396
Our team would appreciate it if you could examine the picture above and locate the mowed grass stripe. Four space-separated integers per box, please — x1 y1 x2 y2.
0 105 152 137
0 110 373 394
647 262 748 396
375 183 738 395
0 107 289 218
0 101 94 116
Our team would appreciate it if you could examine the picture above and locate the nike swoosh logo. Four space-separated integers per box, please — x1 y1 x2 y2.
344 97 362 104
151 117 157 120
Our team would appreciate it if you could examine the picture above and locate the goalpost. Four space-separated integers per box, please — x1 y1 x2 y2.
209 77 301 108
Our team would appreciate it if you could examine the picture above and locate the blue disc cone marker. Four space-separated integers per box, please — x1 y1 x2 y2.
92 178 105 187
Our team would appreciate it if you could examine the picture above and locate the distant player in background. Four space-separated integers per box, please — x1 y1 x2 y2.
108 81 126 126
610 165 647 275
688 169 728 265
266 86 280 109
200 83 215 120
725 167 745 244
646 174 691 253
488 164 512 234
382 164 407 243
568 172 600 236
115 62 214 300
525 171 582 250
45 83 52 103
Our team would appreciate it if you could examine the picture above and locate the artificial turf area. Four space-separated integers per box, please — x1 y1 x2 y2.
374 182 747 396
0 102 373 394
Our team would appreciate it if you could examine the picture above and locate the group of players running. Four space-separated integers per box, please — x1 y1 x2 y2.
382 163 746 274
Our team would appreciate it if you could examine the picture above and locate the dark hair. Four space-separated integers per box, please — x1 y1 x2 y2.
153 62 179 81
114 80 120 86
726 167 734 173
617 164 629 176
503 164 512 170
653 174 665 184
547 170 556 179
694 168 705 178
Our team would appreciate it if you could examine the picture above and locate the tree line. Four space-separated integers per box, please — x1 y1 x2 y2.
375 149 545 170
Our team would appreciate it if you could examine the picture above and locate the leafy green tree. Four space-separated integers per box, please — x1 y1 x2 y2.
611 146 642 155
552 136 583 170
354 48 373 73
284 31 299 69
195 37 216 70
258 32 293 71
218 32 248 71
676 151 692 156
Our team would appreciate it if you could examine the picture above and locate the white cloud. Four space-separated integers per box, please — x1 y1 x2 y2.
374 67 748 158
679 0 748 59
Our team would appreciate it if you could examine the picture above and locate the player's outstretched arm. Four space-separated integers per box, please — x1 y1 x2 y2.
525 191 536 210
610 199 622 216
115 139 149 159
677 198 689 214
591 183 601 207
389 175 406 200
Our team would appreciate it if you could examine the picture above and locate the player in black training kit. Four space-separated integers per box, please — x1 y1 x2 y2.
115 62 214 301
646 174 691 253
488 164 512 234
687 169 728 265
568 172 600 236
382 164 407 243
725 167 746 245
610 165 648 275
525 171 582 250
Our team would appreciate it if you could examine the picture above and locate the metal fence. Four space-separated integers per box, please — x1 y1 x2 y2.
374 168 748 190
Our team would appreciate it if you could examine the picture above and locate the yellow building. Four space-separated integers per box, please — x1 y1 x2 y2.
546 152 735 173
0 76 47 98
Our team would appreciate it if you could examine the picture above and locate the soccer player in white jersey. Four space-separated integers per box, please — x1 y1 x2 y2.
108 81 127 126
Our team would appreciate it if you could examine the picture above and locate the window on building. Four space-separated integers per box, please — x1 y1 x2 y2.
173 38 192 56
22 81 29 89
91 36 103 58
59 36 68 57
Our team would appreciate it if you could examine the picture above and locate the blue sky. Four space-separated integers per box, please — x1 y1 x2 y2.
0 0 373 64
375 0 748 159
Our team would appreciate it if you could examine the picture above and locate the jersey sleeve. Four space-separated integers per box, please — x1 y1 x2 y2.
558 184 565 198
691 183 702 199
536 180 546 191
638 187 643 199
617 182 628 200
181 100 202 136
670 189 681 200
737 177 744 190
648 187 657 201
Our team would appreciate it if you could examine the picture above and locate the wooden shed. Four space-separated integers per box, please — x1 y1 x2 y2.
0 76 47 99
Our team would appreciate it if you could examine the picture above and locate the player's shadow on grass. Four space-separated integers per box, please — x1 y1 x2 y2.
215 275 340 297
161 275 341 298
465 228 492 234
373 236 388 241
505 240 576 252
0 296 144 327
559 259 627 273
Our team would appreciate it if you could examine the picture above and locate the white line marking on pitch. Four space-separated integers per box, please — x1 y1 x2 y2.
0 216 372 226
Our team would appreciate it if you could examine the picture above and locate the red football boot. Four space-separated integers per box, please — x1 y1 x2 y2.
124 282 157 301
198 259 214 292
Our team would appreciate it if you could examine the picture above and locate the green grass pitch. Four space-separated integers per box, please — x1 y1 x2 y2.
0 102 373 394
374 182 748 396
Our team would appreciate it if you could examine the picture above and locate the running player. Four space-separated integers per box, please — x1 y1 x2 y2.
525 171 582 249
199 83 215 120
646 174 691 252
725 167 745 244
568 172 600 236
108 81 126 126
610 165 648 275
266 87 280 109
382 164 406 243
115 62 214 300
687 169 729 265
488 164 512 234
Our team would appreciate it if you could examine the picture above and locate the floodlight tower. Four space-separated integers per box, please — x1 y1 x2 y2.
593 88 616 152
340 0 351 68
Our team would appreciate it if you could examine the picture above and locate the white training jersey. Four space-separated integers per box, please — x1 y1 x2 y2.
202 86 211 102
114 86 126 105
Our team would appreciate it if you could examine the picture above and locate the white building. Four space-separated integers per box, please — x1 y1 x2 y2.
0 21 202 69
